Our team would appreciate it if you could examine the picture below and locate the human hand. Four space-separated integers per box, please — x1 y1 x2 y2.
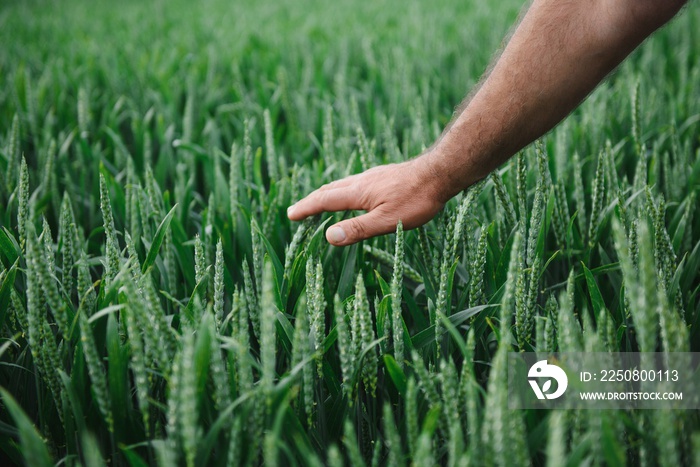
286 156 447 246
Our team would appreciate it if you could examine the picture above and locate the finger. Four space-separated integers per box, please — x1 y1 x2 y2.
325 208 397 246
287 186 362 221
316 178 354 192
288 175 361 220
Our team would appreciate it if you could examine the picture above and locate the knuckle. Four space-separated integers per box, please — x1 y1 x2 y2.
346 219 367 241
320 180 341 191
307 189 325 205
317 190 331 205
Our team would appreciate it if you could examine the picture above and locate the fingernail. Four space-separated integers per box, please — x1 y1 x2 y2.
287 204 296 218
327 226 346 244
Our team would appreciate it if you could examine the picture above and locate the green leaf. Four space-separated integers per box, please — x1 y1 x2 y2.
306 216 333 254
81 431 107 467
383 354 407 396
107 310 131 436
197 392 254 466
495 227 517 286
58 371 87 443
537 250 560 281
172 139 208 157
120 445 150 467
421 404 442 436
600 414 626 467
0 388 53 467
0 336 19 360
282 249 306 310
183 280 207 324
142 204 177 274
194 314 214 397
440 314 467 356
411 304 495 349
336 243 358 300
88 304 126 324
348 337 386 390
679 239 700 294
565 432 592 467
254 147 264 199
276 310 295 358
0 260 18 330
322 326 338 353
252 222 284 290
375 294 390 341
0 227 20 267
445 261 458 315
103 126 132 160
582 262 605 316
374 269 391 297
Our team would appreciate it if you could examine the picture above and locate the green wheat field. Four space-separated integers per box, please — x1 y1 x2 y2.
1 0 699 465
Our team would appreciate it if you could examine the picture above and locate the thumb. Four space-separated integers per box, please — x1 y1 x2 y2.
326 209 397 246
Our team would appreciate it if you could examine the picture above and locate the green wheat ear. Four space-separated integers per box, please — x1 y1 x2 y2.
307 256 326 378
546 411 568 465
125 158 140 246
242 258 260 339
515 151 527 223
284 217 311 284
552 180 570 249
383 402 403 467
77 87 90 139
355 273 377 397
165 335 183 465
209 316 232 413
404 377 419 457
500 227 522 334
572 151 587 237
122 275 151 435
491 170 516 229
391 220 405 368
614 219 658 353
99 173 120 287
434 189 476 356
468 225 488 308
38 218 70 339
25 223 64 423
483 332 529 467
194 234 207 289
587 149 605 246
204 193 216 297
291 292 312 424
78 292 112 433
514 249 530 350
440 357 463 464
323 104 335 160
556 271 583 352
213 239 225 329
411 349 439 406
228 142 240 234
17 156 29 248
342 418 365 467
264 108 279 181
260 257 278 405
235 288 253 399
60 193 76 300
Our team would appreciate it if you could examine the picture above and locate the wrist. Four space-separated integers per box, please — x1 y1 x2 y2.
414 145 479 204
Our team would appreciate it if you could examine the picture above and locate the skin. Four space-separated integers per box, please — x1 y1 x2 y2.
287 0 688 246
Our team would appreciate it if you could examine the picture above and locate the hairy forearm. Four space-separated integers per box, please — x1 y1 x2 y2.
424 0 686 202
